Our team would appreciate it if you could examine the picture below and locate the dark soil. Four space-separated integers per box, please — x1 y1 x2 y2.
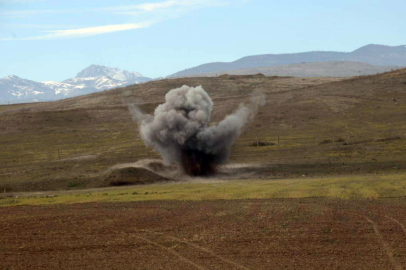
103 167 169 186
1 198 406 269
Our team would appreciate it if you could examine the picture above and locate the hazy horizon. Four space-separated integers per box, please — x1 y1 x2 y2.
1 0 405 81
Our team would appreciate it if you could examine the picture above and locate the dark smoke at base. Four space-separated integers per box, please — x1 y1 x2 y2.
129 85 266 177
181 149 217 176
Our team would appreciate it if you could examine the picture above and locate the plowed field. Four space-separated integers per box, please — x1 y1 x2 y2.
2 198 406 269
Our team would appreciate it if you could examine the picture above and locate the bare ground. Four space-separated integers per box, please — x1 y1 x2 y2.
1 198 406 269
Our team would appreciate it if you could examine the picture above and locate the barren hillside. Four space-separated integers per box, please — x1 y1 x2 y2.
1 69 406 192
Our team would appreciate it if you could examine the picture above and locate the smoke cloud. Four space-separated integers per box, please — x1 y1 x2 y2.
129 85 266 176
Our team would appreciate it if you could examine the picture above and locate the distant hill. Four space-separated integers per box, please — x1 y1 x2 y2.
170 44 406 77
177 61 399 78
0 65 151 104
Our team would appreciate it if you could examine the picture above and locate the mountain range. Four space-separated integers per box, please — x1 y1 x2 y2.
180 61 399 78
2 44 406 104
170 44 406 77
0 65 151 104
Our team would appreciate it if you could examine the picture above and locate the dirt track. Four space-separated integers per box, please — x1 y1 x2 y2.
1 198 406 269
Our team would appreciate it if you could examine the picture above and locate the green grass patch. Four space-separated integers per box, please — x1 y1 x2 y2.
1 172 406 207
67 182 85 189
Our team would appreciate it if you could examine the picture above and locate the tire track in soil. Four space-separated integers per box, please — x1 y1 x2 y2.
385 216 406 235
364 216 403 270
143 230 251 270
132 234 207 270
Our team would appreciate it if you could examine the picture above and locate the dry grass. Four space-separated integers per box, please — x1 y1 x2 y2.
1 69 406 192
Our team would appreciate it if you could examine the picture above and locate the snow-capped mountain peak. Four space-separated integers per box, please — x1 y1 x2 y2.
0 65 151 104
75 64 144 81
3 75 22 81
0 75 53 101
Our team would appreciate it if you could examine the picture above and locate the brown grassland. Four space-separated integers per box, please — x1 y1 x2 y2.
1 70 406 269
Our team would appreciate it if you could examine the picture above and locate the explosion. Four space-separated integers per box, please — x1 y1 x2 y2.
129 85 266 176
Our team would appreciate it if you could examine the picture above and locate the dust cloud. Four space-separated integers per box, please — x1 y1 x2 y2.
129 85 266 176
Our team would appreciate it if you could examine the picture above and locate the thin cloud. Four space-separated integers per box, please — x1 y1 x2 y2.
0 22 153 41
0 9 71 19
5 23 76 29
0 0 244 40
1 0 225 17
0 0 46 3
136 0 180 12
95 0 228 28
105 0 227 14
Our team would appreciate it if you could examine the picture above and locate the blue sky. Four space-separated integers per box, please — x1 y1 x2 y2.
0 0 405 81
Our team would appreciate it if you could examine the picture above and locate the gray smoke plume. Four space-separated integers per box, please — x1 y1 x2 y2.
129 85 266 176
